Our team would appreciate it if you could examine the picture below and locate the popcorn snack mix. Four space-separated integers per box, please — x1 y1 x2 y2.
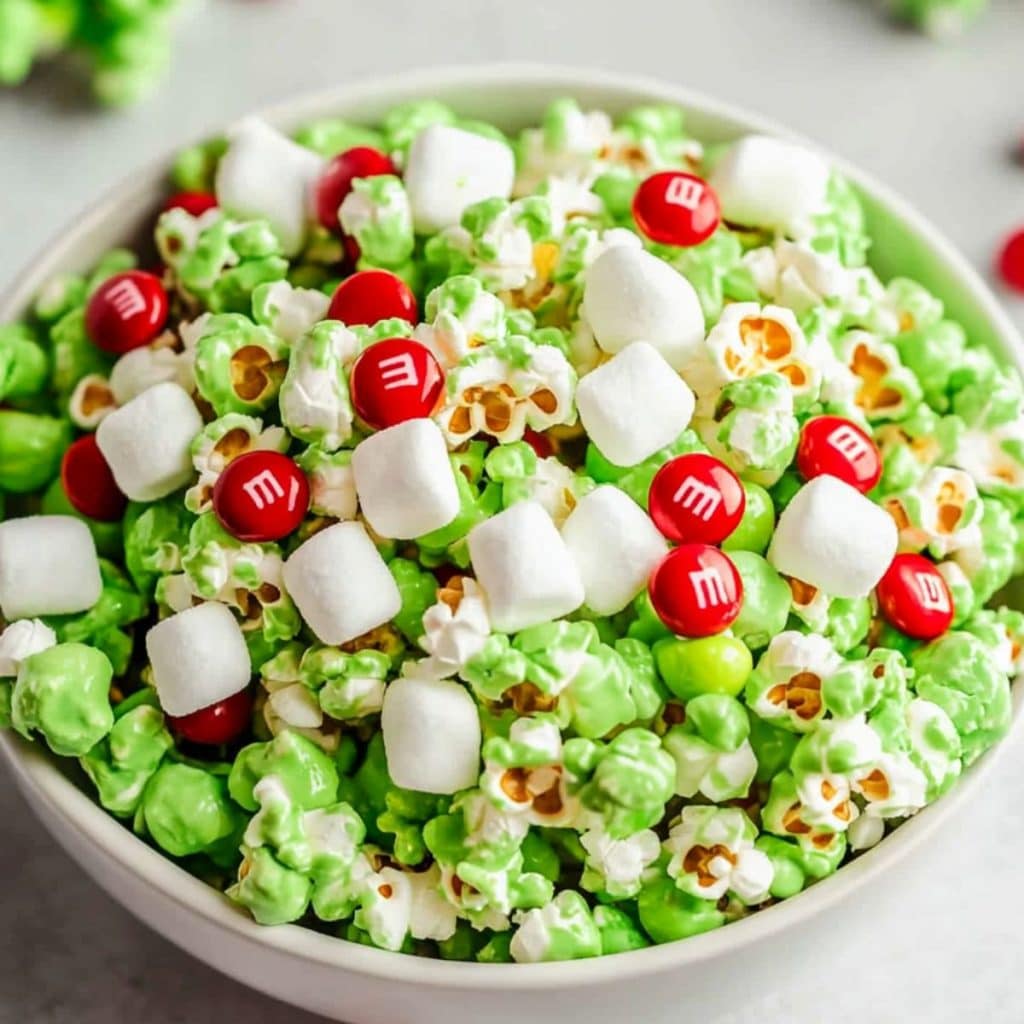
1 96 1021 965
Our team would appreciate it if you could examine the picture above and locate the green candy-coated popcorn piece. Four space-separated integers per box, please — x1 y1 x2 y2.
171 137 226 193
956 497 1016 605
637 875 726 944
889 0 989 37
141 762 243 859
912 631 1012 766
41 477 123 559
789 714 880 780
807 174 870 268
0 324 48 401
747 711 799 783
625 590 673 645
754 834 844 899
614 637 667 722
293 118 384 158
587 429 706 508
822 596 872 654
0 680 12 729
194 313 288 417
762 771 847 856
123 496 193 596
822 648 909 719
34 270 87 324
80 704 173 816
12 643 114 757
875 405 962 495
339 175 415 269
577 729 675 839
653 635 753 701
594 905 650 955
722 481 776 555
301 647 390 721
664 694 756 802
730 551 790 650
949 347 1023 430
476 932 514 963
388 558 438 643
229 846 312 925
658 230 757 324
894 320 966 411
382 99 457 160
0 410 71 493
511 890 601 963
229 730 340 812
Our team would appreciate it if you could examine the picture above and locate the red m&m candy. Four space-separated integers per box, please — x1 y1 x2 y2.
996 227 1024 294
648 453 745 544
168 688 252 745
350 338 445 430
85 270 169 355
162 191 218 217
327 269 418 327
213 451 310 543
876 553 954 640
315 146 396 234
522 428 554 459
60 434 127 522
632 171 721 248
796 416 882 494
648 544 743 637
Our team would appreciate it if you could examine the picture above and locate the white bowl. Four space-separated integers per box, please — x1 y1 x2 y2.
2 64 1022 1024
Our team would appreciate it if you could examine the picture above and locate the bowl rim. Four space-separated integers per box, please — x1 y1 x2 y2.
2 61 1022 991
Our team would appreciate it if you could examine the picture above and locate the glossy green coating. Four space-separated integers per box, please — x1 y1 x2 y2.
722 482 776 554
0 410 71 493
653 635 753 701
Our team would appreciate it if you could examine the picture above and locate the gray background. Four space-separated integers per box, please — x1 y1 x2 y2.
2 1 1024 1021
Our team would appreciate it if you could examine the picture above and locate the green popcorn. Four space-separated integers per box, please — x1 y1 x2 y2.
0 324 48 402
705 372 799 487
279 321 358 451
42 477 123 560
822 648 910 718
822 596 872 654
354 861 457 951
730 551 791 650
664 806 774 904
292 118 383 158
838 331 922 423
80 704 173 816
663 694 756 802
0 681 12 729
912 631 1012 766
722 481 776 555
11 643 114 756
789 713 882 780
461 633 530 703
418 456 502 568
614 637 666 722
754 834 844 899
228 845 312 926
806 174 871 268
585 428 706 508
419 274 508 365
338 175 415 269
388 558 438 643
653 634 753 701
140 762 244 859
950 497 1016 605
509 890 602 963
888 0 989 37
0 410 71 493
593 905 650 955
893 319 966 411
576 729 675 839
484 441 593 527
294 445 356 519
193 313 288 417
747 711 799 784
936 560 976 627
123 496 192 596
171 137 226 193
657 230 757 323
949 346 1023 430
883 277 944 335
964 607 1024 678
761 771 847 856
637 874 726 944
300 647 390 721
625 591 672 646
229 730 340 812
382 99 457 160
33 270 87 324
884 466 981 560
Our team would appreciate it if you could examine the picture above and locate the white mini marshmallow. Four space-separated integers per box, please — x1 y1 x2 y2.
709 134 831 235
575 342 695 467
381 676 481 794
403 124 515 233
351 419 459 540
467 500 584 633
96 381 202 501
215 117 325 256
768 475 898 598
283 521 401 645
0 619 56 676
580 246 705 371
0 516 102 620
145 602 252 717
561 486 669 615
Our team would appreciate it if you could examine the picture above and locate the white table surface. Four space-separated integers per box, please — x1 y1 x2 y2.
2 1 1024 1021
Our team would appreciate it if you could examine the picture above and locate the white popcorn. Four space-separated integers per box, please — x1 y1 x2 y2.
575 342 695 467
417 577 491 679
851 751 928 820
351 419 460 540
413 286 507 369
283 522 401 646
579 823 660 900
381 676 482 795
580 245 705 371
768 476 897 598
0 619 56 677
467 501 584 633
404 124 515 233
561 485 668 615
360 864 457 950
215 117 324 256
0 516 102 620
68 373 116 428
96 381 202 501
953 420 1024 494
252 280 330 345
847 813 885 852
109 343 194 406
709 134 831 236
145 602 252 717
751 631 843 732
796 772 858 832
266 683 324 730
515 106 613 194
